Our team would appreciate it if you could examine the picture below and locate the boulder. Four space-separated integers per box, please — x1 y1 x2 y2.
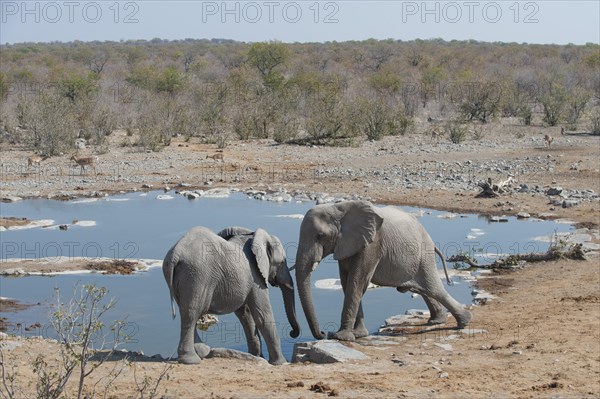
546 187 563 196
562 199 579 208
292 340 368 363
206 348 268 363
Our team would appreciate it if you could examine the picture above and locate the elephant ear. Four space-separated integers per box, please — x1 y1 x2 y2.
250 228 271 287
217 226 254 241
334 201 384 260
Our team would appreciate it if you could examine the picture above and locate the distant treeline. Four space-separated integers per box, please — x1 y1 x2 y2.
0 38 598 154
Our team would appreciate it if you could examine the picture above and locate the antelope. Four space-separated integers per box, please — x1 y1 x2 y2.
27 155 47 168
431 128 445 143
70 155 97 174
544 134 554 149
206 153 224 162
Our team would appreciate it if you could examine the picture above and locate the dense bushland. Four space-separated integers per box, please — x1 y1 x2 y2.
0 38 598 153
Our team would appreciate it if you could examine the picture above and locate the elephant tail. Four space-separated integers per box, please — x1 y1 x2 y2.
435 247 453 286
162 248 179 319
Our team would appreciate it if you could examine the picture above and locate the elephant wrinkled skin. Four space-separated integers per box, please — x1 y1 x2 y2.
293 201 472 341
163 226 300 365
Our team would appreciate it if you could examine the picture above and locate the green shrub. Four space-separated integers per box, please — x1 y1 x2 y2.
447 121 467 144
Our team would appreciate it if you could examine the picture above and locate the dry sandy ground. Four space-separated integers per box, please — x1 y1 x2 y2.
1 125 599 398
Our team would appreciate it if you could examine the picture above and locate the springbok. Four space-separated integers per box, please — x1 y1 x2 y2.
544 134 554 149
70 155 97 175
431 128 445 143
27 155 47 168
206 153 224 162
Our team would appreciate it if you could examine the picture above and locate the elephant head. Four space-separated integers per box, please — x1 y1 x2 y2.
219 227 300 339
294 201 383 339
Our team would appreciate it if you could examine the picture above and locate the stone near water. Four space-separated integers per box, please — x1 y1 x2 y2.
1 196 22 203
434 343 453 351
405 309 430 316
517 212 530 219
206 348 268 363
562 199 579 208
292 340 368 363
547 187 563 195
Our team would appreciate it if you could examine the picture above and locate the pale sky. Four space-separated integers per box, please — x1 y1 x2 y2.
1 1 599 45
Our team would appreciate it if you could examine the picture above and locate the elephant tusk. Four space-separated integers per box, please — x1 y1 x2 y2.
311 261 319 271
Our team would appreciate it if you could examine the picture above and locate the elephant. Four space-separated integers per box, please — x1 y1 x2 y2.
163 226 300 365
293 200 472 341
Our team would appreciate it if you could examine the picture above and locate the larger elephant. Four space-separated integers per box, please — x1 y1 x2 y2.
293 200 472 341
163 226 299 364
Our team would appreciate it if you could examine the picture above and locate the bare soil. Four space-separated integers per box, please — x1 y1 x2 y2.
0 126 599 398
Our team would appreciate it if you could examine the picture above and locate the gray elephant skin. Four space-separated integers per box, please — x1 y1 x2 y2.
163 226 300 365
293 200 472 341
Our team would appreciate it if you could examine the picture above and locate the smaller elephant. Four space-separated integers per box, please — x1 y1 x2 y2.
163 226 299 365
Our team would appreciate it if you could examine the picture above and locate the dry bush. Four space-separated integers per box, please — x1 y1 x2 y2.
16 93 78 155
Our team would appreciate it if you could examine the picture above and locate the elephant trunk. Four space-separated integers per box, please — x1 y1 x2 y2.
296 262 325 340
281 285 300 338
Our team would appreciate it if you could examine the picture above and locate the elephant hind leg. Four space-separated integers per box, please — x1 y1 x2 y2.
414 277 472 329
235 305 262 357
422 295 448 325
178 306 205 364
397 281 446 324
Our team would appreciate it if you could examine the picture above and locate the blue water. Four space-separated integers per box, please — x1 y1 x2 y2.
0 191 572 360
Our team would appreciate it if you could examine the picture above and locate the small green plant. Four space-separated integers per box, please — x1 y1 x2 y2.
132 361 172 399
519 108 533 126
471 126 485 141
446 121 467 144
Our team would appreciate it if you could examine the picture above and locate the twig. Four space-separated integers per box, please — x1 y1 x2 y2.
448 243 586 270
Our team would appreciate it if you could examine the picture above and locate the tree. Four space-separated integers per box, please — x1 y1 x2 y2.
247 42 290 89
537 81 567 126
17 92 78 155
459 81 501 123
350 96 411 141
564 87 589 129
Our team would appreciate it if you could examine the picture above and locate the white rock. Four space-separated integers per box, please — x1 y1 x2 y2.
434 343 453 351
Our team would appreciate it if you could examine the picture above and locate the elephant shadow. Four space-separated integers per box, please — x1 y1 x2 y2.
89 349 176 363
377 322 463 338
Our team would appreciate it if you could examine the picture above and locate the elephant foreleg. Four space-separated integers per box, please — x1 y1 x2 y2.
248 291 286 365
339 266 368 338
235 305 262 357
334 258 377 341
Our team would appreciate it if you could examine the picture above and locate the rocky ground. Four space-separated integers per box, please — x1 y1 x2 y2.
1 123 599 398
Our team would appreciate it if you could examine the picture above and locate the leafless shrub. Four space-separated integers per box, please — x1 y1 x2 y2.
16 93 78 156
131 360 173 399
0 348 22 399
